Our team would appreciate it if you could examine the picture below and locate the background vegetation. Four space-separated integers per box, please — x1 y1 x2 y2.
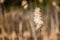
0 0 60 40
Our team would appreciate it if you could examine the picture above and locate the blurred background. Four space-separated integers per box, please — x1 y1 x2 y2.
0 0 60 40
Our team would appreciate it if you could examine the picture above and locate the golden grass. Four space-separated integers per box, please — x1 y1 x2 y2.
0 8 60 40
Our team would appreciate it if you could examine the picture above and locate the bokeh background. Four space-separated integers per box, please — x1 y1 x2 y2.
0 0 60 40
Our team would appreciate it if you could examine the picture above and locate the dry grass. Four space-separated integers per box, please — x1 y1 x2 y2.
0 7 60 40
